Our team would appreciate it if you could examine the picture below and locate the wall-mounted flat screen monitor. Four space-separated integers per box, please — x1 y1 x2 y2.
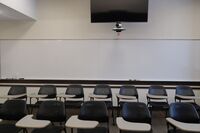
91 0 148 23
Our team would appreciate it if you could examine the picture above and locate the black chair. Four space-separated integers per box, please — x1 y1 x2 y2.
117 85 139 107
66 101 109 133
116 85 138 117
167 103 200 133
64 84 84 109
0 85 27 110
38 85 57 99
16 100 66 133
0 100 27 133
90 84 114 123
116 102 152 133
29 85 57 112
90 85 113 108
0 85 27 102
147 85 169 116
175 85 200 113
8 85 27 99
33 101 66 133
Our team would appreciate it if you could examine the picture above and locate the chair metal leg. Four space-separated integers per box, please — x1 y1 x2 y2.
26 104 30 114
23 128 28 133
64 128 67 133
30 97 35 114
173 127 176 133
112 108 115 125
165 110 168 118
117 106 120 117
167 122 170 133
168 123 176 133
107 120 110 133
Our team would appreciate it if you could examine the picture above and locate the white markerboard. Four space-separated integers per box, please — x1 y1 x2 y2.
1 39 200 81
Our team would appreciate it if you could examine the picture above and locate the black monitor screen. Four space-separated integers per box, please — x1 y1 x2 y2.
91 0 148 23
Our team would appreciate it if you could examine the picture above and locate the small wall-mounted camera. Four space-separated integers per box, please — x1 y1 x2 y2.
112 22 125 33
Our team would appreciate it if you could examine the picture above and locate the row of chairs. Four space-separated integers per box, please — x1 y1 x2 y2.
0 100 200 133
1 85 200 115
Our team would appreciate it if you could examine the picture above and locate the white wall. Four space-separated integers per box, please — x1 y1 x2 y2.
0 0 36 19
0 0 200 81
0 0 199 39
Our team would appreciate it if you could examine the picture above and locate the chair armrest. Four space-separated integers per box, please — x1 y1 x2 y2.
93 98 112 101
65 115 99 129
175 95 200 100
119 99 137 103
166 118 200 132
116 117 151 132
0 94 26 99
65 98 84 101
27 94 48 98
16 115 51 129
147 94 168 99
57 94 75 98
116 94 137 100
89 94 108 99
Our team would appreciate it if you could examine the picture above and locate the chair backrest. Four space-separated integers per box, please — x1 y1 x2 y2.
8 85 26 95
94 84 112 98
66 84 84 98
169 103 199 123
176 86 195 96
0 100 26 120
36 101 66 122
119 85 138 98
38 85 57 98
78 101 108 122
122 102 151 124
148 85 167 96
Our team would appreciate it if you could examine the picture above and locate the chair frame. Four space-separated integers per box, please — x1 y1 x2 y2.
89 84 114 124
28 85 57 113
166 103 200 133
66 101 109 133
147 85 169 116
0 99 27 133
16 100 67 133
117 102 152 133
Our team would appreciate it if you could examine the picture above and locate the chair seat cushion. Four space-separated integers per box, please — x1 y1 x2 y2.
122 102 151 124
119 102 125 108
119 102 133 108
191 103 200 111
65 101 83 108
78 101 108 123
77 127 108 133
32 126 64 133
0 124 22 133
119 101 139 108
169 103 199 123
0 100 26 120
34 101 43 107
148 102 169 110
36 101 66 122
